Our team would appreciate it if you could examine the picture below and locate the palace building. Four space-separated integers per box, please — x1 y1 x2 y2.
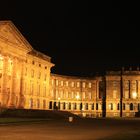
0 20 140 117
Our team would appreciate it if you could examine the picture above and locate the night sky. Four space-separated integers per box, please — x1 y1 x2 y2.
1 1 140 76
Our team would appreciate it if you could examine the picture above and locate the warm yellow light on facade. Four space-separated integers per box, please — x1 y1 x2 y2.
0 54 3 60
76 95 80 100
58 97 60 100
132 92 137 99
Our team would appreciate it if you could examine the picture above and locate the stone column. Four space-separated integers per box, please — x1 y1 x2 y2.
77 103 80 110
8 57 17 108
18 60 26 108
65 103 68 110
2 56 9 107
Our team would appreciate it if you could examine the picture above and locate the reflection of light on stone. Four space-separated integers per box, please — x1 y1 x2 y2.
108 104 111 109
132 92 137 99
76 95 80 100
0 54 3 60
58 97 60 100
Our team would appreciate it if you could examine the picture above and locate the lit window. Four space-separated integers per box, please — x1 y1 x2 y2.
83 92 85 99
66 81 68 86
66 91 68 98
71 91 74 98
61 81 64 86
77 82 80 87
88 82 92 88
56 80 58 86
109 103 113 110
71 82 74 87
82 82 86 88
113 90 117 99
89 92 92 99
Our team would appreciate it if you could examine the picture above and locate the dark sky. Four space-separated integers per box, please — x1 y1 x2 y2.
1 1 140 76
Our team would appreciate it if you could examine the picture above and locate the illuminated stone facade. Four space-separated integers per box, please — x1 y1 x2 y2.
0 21 54 110
0 21 140 117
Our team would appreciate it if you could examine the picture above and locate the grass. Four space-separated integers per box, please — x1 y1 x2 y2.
0 117 50 124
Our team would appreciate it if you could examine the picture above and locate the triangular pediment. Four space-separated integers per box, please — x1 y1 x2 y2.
0 21 33 51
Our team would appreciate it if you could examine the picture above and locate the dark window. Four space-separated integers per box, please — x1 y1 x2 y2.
69 103 71 110
85 103 88 110
92 103 94 110
123 103 125 110
130 103 133 110
63 102 66 110
96 103 98 110
117 103 120 110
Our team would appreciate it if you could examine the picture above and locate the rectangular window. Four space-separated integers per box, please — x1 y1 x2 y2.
66 81 68 86
71 91 74 98
88 82 92 88
83 92 85 99
82 82 86 88
71 82 74 87
56 80 58 86
89 92 92 100
77 82 80 87
113 90 117 99
61 81 64 86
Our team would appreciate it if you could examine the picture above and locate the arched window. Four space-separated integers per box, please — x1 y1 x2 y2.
37 99 40 109
130 103 133 110
69 103 71 110
49 101 52 109
29 98 33 109
74 103 77 110
53 102 57 110
96 103 98 110
92 103 94 110
80 103 83 110
63 102 66 110
109 103 113 110
117 103 120 110
85 103 88 110
123 103 125 110
43 100 46 109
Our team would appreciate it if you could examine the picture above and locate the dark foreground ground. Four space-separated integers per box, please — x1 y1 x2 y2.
0 118 140 140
